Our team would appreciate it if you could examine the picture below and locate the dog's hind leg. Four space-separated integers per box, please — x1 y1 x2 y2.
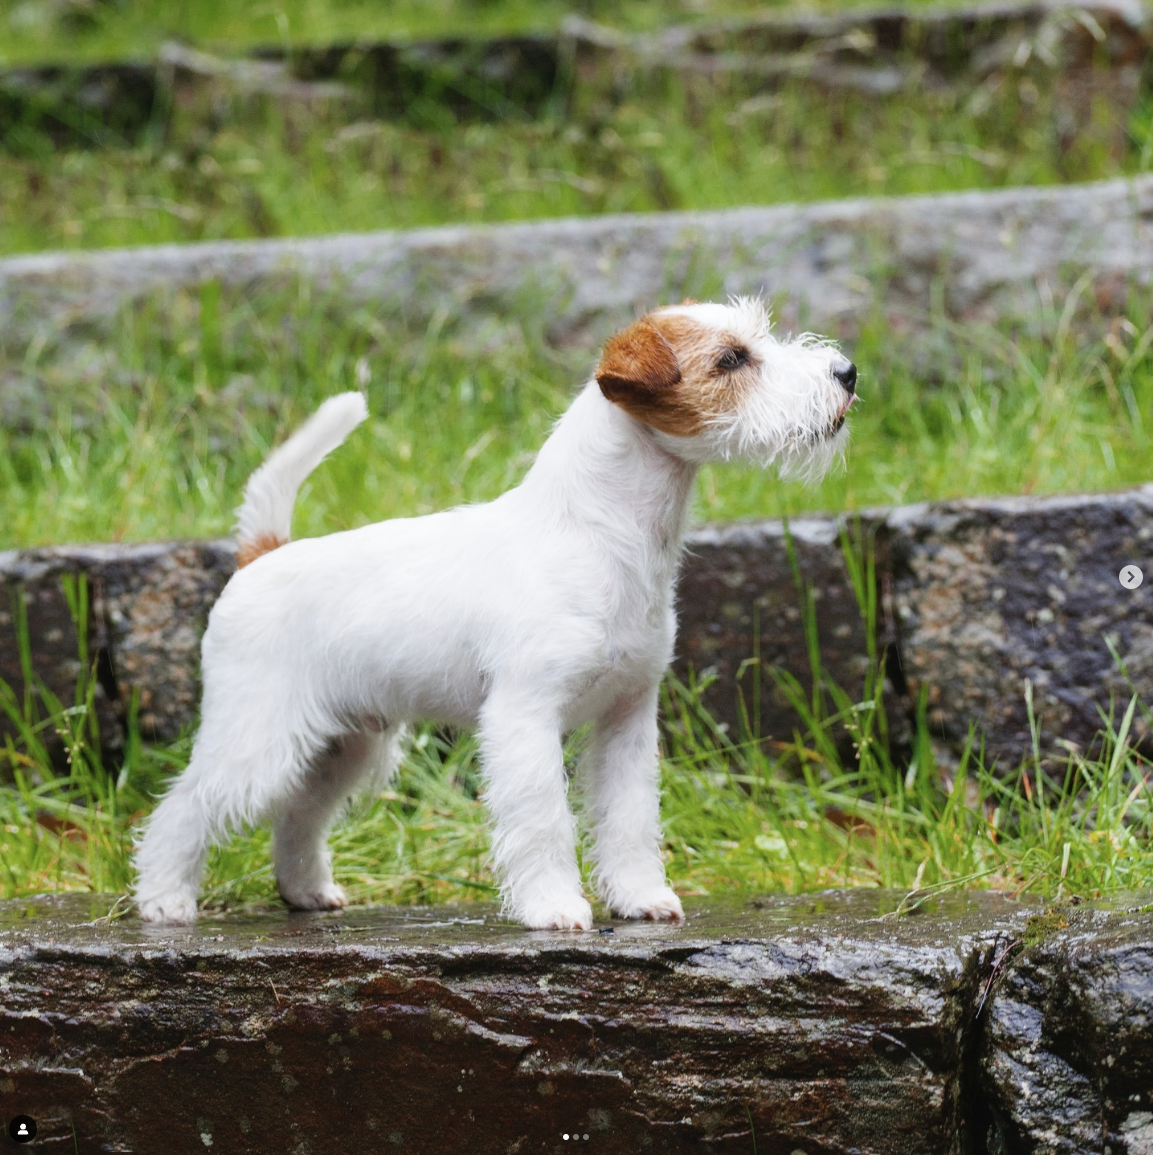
132 759 217 924
134 692 330 924
272 725 404 911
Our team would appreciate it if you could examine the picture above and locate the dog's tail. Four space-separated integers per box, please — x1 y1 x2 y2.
235 392 369 568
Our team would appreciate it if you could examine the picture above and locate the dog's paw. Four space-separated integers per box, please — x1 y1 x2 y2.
137 891 199 925
280 881 349 912
611 886 684 922
522 894 594 931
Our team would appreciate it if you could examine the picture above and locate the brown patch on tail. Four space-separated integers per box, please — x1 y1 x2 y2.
236 532 287 568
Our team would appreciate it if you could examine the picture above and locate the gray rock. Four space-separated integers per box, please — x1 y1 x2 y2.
3 175 1153 353
980 900 1153 1154
672 514 904 756
90 540 236 742
0 541 235 755
0 889 1033 1154
887 488 1153 770
2 486 1151 771
0 546 120 762
676 486 1153 769
611 0 1150 62
569 0 1151 97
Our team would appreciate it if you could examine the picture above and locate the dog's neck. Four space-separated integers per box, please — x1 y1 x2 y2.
522 382 698 571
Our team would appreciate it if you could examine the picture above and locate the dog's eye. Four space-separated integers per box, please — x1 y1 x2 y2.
716 347 749 372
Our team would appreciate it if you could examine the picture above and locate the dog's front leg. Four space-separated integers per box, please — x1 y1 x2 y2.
478 691 593 931
578 685 684 922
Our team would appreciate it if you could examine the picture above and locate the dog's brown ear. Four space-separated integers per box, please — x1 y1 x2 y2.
680 297 699 305
596 319 681 403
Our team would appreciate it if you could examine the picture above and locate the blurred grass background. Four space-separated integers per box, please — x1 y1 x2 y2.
1 0 1150 912
2 281 1151 548
3 85 1144 256
2 0 1151 545
2 0 1149 255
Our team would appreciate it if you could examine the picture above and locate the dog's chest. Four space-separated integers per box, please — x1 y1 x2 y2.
561 574 676 725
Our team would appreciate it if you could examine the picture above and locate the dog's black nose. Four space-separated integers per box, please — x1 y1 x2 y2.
834 359 857 395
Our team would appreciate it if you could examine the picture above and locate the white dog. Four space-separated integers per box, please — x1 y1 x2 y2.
134 298 855 931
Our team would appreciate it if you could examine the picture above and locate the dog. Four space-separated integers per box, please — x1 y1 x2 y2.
133 297 856 931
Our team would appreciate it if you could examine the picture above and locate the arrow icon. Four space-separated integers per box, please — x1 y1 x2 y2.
1120 565 1144 589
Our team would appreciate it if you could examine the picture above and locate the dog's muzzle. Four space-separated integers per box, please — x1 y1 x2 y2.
834 358 857 395
828 357 857 436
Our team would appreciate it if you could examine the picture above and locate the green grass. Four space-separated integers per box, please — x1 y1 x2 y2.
2 565 1150 912
2 69 1146 256
1 276 1150 550
2 0 1150 916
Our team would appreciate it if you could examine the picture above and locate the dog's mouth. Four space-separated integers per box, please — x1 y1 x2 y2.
826 394 855 437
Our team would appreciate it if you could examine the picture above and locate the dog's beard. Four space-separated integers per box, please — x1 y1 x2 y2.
776 424 848 482
661 413 848 481
686 376 852 482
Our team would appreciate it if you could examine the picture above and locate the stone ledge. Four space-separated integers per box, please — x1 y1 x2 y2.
0 890 1028 1154
1 891 1149 1154
4 485 1149 767
3 175 1152 351
981 902 1153 1151
0 540 236 750
678 486 1153 765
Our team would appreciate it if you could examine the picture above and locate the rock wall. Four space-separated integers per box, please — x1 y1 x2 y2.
3 175 1153 354
2 485 1150 768
0 541 235 752
3 0 1148 144
0 890 1149 1154
680 488 1153 766
980 903 1153 1152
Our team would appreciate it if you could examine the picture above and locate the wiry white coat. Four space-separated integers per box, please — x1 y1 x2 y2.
133 299 853 930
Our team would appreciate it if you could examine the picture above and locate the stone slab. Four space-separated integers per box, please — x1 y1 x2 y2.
672 515 899 751
0 548 120 760
3 176 1153 353
887 489 1153 768
676 486 1153 766
571 0 1150 97
0 541 235 751
980 900 1153 1153
0 889 1034 1155
2 485 1151 769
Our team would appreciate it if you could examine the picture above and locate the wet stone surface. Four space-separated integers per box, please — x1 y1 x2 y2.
0 890 1035 1155
3 891 1151 1154
978 902 1153 1154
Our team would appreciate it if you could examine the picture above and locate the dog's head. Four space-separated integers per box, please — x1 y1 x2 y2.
595 297 855 478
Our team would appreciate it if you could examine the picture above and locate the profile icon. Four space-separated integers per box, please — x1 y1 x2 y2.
8 1115 37 1144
